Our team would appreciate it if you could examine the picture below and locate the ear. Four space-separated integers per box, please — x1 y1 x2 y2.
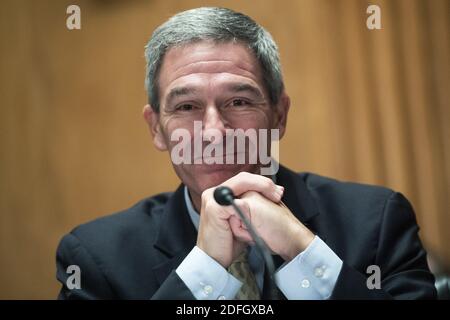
273 91 290 139
142 104 168 151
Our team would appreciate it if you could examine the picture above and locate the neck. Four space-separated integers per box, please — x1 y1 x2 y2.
188 189 202 213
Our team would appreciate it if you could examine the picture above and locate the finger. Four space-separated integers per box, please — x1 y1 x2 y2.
201 187 234 220
221 171 284 203
229 199 254 243
229 215 253 243
233 198 252 221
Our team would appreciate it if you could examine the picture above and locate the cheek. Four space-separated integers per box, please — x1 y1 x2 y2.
226 109 273 130
160 108 275 148
160 117 196 150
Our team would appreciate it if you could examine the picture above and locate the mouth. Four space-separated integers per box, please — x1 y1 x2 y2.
194 151 249 163
190 161 253 175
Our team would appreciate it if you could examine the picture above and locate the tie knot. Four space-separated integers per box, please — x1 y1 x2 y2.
233 250 249 264
227 248 260 300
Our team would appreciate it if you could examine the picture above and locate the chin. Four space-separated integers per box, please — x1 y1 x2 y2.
175 163 260 195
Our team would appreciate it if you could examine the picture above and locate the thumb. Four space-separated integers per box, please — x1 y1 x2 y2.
229 199 254 244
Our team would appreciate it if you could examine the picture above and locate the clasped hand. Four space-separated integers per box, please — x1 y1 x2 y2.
196 172 314 268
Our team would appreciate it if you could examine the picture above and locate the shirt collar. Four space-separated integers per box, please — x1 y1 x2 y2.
184 185 200 230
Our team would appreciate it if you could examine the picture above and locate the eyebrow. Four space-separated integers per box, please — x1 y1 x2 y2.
166 87 197 106
225 83 264 99
165 82 265 106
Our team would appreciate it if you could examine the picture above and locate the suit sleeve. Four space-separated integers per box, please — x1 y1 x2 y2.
330 192 437 299
56 233 116 299
57 232 197 300
151 271 196 300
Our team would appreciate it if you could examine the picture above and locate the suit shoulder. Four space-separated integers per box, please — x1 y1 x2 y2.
301 172 394 199
299 172 397 216
63 192 172 247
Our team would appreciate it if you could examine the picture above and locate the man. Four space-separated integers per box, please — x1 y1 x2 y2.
56 7 436 299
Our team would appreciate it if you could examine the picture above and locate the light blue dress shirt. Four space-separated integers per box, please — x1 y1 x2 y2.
176 186 343 300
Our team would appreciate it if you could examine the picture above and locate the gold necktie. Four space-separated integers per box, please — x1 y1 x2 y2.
227 250 261 300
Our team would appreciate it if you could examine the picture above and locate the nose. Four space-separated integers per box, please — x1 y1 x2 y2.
202 105 227 136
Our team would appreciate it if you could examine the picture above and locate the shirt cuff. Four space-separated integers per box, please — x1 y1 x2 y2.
274 236 343 300
176 246 242 300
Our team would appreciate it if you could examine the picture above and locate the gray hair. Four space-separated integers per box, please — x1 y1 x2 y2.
144 7 284 112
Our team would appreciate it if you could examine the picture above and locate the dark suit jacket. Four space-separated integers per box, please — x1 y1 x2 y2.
56 165 436 299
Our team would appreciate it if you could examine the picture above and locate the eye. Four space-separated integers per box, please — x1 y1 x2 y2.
229 99 251 107
175 104 195 111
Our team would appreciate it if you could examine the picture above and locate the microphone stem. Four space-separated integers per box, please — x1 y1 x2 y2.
230 201 278 299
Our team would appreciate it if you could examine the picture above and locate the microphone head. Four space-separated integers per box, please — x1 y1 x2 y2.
213 186 235 206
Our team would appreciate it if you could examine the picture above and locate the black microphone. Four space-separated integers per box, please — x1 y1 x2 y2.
213 186 235 206
213 186 279 300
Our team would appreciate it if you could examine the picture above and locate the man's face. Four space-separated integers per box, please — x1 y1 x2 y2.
144 41 289 199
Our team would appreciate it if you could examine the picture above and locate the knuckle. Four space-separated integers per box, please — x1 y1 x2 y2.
262 179 273 190
241 171 252 179
237 171 247 179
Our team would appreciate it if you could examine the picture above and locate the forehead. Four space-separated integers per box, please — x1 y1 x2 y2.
157 41 264 95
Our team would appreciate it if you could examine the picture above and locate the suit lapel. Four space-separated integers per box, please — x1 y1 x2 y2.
152 184 197 286
276 165 324 241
